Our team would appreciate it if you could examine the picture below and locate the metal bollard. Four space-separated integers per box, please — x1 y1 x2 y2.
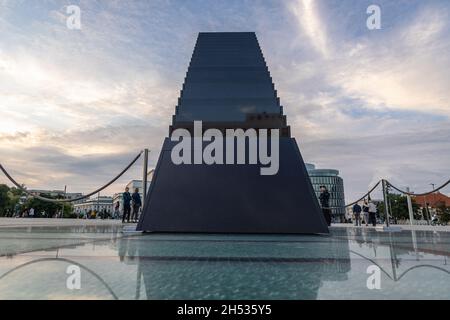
382 179 390 227
406 187 414 225
142 149 149 211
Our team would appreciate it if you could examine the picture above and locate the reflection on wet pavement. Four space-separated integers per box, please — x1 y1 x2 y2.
0 224 449 299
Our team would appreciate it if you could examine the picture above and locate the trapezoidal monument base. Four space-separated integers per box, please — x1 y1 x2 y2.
136 137 329 234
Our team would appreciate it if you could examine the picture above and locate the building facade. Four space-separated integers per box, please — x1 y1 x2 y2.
28 189 83 204
306 163 346 221
413 192 450 221
73 196 113 217
64 193 84 205
413 192 450 208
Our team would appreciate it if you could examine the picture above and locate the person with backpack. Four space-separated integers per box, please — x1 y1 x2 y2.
319 186 332 226
122 187 132 223
131 188 142 223
352 203 362 226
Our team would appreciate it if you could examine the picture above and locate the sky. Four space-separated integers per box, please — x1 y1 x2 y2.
0 0 449 201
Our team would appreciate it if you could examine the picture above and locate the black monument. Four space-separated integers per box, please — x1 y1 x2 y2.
137 32 328 234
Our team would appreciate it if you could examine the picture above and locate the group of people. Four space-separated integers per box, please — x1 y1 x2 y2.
352 199 377 227
319 185 378 227
118 187 142 223
16 207 61 218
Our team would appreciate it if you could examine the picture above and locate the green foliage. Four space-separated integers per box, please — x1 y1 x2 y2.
376 193 420 220
0 184 9 216
23 195 73 218
437 204 450 224
7 188 22 214
0 185 24 216
62 203 76 218
0 184 73 217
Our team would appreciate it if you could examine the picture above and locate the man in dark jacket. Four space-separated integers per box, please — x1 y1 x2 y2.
131 188 142 223
319 186 332 226
352 203 362 226
122 187 132 223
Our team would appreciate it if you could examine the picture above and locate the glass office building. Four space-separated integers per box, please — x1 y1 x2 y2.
306 163 346 222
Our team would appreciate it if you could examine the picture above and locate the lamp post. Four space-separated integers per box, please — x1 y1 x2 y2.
423 194 430 225
406 187 414 225
382 179 390 227
430 183 436 210
61 185 67 218
142 149 149 211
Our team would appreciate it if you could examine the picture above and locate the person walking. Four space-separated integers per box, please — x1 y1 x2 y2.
122 187 132 223
319 186 332 226
29 207 35 218
368 200 377 227
131 188 142 223
352 203 362 226
362 200 370 226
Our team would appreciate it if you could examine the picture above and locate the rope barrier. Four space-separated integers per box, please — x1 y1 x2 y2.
344 180 381 208
2 150 448 208
322 180 381 210
0 151 143 203
323 176 450 210
387 179 450 197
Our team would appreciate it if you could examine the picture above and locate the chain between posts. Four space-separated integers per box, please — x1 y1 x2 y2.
322 176 450 210
0 151 143 203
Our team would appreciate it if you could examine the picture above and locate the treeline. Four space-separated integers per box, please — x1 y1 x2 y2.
0 184 23 216
377 193 450 224
0 184 74 218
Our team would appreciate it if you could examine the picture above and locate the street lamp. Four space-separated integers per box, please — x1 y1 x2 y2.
430 183 436 216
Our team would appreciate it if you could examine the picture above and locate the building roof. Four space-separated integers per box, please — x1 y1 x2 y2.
413 192 450 207
305 163 340 177
308 169 340 177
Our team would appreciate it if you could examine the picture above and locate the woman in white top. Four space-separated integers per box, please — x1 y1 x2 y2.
368 201 377 226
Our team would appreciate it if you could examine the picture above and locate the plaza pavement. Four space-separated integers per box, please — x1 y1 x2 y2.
0 218 449 232
331 222 450 232
0 217 123 228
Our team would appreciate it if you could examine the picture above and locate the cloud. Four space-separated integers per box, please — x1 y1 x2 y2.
0 131 29 142
300 123 450 198
0 122 167 194
0 145 154 194
282 1 450 116
289 0 329 57
274 0 450 199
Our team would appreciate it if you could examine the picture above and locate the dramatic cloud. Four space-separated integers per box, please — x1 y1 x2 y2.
0 0 449 200
289 0 329 57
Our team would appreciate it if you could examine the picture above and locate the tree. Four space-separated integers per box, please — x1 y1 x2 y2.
7 187 23 216
0 184 10 216
1 185 76 218
376 193 420 221
437 204 450 225
22 193 74 218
